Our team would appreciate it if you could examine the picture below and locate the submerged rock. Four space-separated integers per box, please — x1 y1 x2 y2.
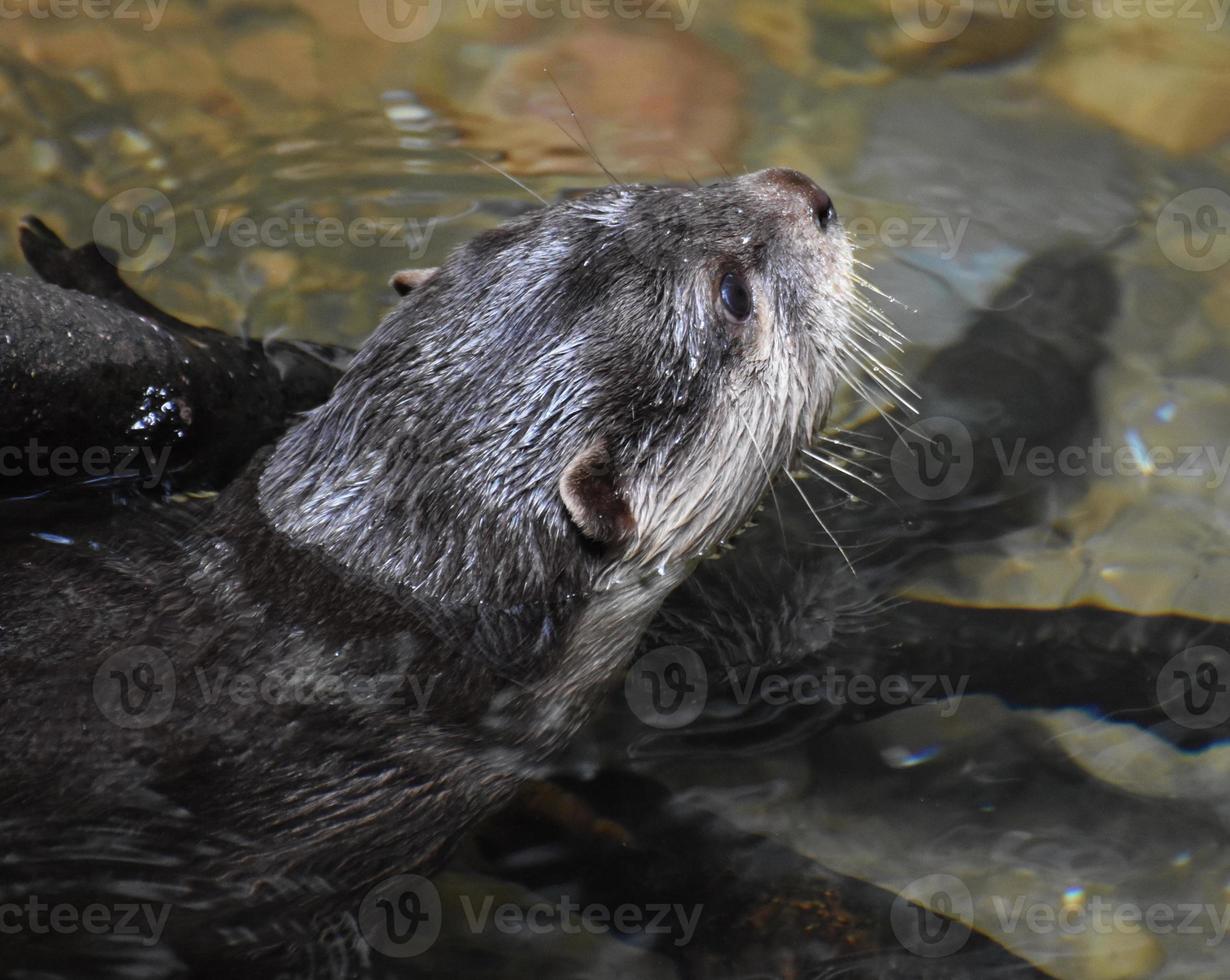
463 26 744 178
1041 13 1230 155
871 0 1055 72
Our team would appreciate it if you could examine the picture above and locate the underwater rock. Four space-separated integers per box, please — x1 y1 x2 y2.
871 0 1055 72
465 26 744 178
1041 13 1230 155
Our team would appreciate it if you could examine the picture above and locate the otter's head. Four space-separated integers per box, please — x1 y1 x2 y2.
260 169 858 607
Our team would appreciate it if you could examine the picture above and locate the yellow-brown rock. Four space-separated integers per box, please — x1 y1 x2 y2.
735 0 815 75
463 25 744 179
871 0 1055 71
1042 13 1230 155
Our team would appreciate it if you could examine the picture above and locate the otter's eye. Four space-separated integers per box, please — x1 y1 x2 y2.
719 272 753 323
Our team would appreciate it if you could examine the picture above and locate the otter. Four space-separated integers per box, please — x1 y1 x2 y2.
0 168 856 975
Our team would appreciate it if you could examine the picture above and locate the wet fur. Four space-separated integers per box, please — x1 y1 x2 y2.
260 174 853 604
0 170 854 974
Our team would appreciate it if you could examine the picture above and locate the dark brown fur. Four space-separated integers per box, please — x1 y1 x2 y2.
0 170 854 976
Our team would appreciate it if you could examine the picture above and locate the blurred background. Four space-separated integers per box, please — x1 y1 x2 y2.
1 2 1229 977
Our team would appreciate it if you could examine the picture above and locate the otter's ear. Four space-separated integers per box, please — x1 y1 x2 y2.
560 439 635 546
390 267 439 297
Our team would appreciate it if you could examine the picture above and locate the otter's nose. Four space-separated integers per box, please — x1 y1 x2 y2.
758 168 837 231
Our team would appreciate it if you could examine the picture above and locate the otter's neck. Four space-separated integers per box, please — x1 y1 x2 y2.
254 338 605 609
213 448 686 762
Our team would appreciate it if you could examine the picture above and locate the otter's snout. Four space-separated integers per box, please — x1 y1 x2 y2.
754 167 838 231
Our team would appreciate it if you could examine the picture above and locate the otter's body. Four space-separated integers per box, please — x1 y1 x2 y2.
0 474 671 972
0 169 856 973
